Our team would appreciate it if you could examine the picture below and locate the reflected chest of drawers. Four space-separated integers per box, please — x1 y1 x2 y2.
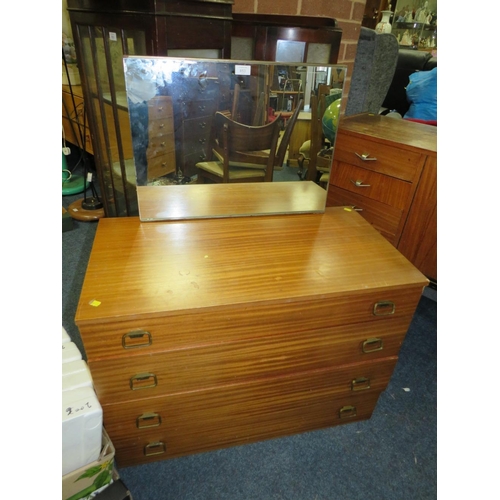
75 207 428 467
327 114 437 281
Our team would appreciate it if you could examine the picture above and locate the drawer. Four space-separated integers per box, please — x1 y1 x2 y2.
333 133 424 182
182 116 214 143
87 320 405 402
146 132 176 159
79 287 423 360
327 186 402 244
147 96 174 121
103 364 389 466
146 152 176 180
148 117 175 138
330 161 412 210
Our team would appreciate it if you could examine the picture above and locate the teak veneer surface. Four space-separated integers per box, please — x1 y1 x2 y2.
136 181 327 221
75 207 427 325
337 113 437 155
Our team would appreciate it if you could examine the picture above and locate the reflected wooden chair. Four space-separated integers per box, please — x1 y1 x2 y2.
196 111 281 184
219 98 303 173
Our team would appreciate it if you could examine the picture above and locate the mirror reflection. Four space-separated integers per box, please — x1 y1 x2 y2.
123 57 346 220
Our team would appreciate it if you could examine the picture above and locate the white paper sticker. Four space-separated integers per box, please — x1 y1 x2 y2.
235 65 251 76
109 32 117 41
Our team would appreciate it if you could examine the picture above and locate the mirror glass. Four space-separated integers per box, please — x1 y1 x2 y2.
123 56 347 221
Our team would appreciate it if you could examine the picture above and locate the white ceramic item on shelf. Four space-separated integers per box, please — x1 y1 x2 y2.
375 10 393 34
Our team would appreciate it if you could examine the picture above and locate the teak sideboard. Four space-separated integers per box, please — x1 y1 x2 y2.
327 113 437 282
75 207 428 467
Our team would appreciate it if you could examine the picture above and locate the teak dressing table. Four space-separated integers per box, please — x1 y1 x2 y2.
75 206 428 467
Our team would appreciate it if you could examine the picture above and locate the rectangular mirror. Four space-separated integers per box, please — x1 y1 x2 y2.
123 56 347 221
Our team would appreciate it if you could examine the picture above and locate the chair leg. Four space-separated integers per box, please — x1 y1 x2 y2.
297 154 306 180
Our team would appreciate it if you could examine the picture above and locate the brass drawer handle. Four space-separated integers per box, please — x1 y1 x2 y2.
355 152 377 161
362 338 384 353
130 373 158 390
137 412 162 429
350 179 371 188
339 405 357 419
122 330 152 349
144 442 166 456
351 377 371 391
373 301 396 316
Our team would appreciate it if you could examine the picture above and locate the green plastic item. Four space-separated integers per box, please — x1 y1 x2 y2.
62 151 85 196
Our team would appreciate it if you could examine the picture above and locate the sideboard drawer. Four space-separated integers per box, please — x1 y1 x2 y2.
330 162 411 210
332 134 424 181
78 287 423 359
103 364 390 465
327 186 402 244
88 320 408 402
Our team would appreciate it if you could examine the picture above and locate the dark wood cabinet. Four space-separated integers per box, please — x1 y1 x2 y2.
67 0 234 217
232 14 342 64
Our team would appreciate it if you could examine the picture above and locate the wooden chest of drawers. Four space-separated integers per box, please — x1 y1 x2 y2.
327 114 437 281
75 207 428 467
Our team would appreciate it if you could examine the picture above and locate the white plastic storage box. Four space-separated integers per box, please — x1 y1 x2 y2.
62 360 94 392
62 386 103 476
62 341 82 363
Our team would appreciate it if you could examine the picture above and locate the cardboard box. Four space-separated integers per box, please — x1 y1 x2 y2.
62 428 115 500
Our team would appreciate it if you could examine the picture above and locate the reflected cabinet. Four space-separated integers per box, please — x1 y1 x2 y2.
66 2 342 216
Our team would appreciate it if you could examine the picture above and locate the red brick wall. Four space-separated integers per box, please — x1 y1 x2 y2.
232 0 368 99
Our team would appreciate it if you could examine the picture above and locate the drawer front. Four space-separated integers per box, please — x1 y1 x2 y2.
330 161 411 210
148 117 175 138
333 134 424 181
327 186 402 244
88 320 404 402
146 153 176 180
79 287 423 360
103 365 388 466
147 96 174 121
146 132 176 159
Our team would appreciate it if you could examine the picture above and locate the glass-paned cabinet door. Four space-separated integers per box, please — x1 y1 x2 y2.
77 26 147 216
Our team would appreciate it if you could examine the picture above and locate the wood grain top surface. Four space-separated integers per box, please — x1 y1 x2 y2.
136 182 327 221
338 113 437 155
75 207 428 324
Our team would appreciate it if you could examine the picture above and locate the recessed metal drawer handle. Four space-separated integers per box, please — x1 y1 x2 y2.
339 405 357 419
362 338 384 353
144 442 166 456
350 179 371 187
122 330 152 349
355 152 377 161
137 412 162 429
351 377 371 391
373 301 396 316
130 373 158 390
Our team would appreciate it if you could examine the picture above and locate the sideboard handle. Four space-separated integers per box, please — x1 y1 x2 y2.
350 178 371 188
373 301 396 316
339 405 357 419
355 152 377 161
122 330 152 349
144 442 166 456
362 338 384 353
130 373 158 390
351 377 371 391
136 412 162 429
